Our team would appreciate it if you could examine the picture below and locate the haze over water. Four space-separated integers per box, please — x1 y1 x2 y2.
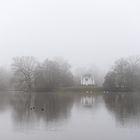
0 92 140 140
0 0 140 139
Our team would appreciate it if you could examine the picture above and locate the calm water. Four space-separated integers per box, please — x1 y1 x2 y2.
0 91 140 140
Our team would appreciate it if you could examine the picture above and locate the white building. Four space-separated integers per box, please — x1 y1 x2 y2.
81 74 95 86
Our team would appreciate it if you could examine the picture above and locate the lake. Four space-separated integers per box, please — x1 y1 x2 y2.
0 91 140 140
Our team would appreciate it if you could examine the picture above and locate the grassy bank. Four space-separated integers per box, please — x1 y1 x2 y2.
57 86 103 93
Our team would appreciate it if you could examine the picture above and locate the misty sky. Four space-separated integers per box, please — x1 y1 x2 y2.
0 0 139 71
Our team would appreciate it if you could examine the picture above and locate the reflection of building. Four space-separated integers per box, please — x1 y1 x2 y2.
81 96 95 106
81 74 95 86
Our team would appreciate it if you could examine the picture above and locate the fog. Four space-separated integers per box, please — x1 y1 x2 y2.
1 1 140 139
0 0 139 72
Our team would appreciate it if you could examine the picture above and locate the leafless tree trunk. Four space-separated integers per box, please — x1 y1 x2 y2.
12 56 38 91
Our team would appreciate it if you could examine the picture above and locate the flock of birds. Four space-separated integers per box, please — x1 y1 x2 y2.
30 107 45 111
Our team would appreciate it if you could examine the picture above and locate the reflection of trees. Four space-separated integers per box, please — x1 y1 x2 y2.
33 93 74 123
103 93 140 126
10 92 74 128
10 92 32 125
0 92 11 112
3 91 140 128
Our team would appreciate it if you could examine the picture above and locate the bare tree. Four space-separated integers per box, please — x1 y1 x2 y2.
34 58 74 91
12 56 38 91
104 56 140 91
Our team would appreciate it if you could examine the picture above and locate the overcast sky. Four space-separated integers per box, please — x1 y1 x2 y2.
0 0 139 71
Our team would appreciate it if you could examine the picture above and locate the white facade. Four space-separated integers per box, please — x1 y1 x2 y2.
81 74 95 86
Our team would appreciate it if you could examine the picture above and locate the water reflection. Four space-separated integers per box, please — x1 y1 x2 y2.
81 96 95 106
10 92 74 128
103 92 140 126
80 95 102 109
0 92 11 112
0 92 140 129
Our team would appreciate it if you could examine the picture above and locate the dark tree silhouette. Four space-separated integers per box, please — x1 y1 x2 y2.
104 56 140 91
12 56 38 91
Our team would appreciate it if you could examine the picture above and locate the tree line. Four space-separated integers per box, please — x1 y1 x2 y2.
0 56 140 92
0 56 73 91
11 56 74 91
103 56 140 91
